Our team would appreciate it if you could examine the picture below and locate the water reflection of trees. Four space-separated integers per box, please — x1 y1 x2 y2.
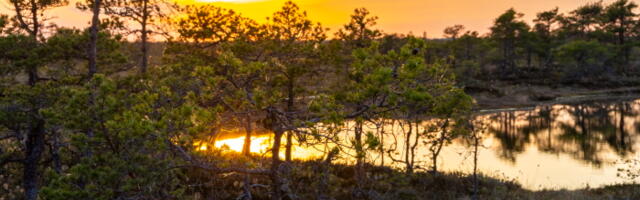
482 100 640 166
488 111 531 162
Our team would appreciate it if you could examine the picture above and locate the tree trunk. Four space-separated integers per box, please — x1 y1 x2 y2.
354 121 364 184
353 120 366 198
284 79 295 162
140 0 149 74
271 130 284 200
24 0 39 87
432 146 439 175
27 67 38 87
431 119 449 175
404 120 413 174
23 4 43 198
379 119 385 167
88 0 102 77
410 120 420 172
472 129 479 200
14 2 45 200
23 118 45 200
619 19 628 68
619 103 626 147
28 0 39 39
242 114 253 156
51 130 62 174
285 132 292 162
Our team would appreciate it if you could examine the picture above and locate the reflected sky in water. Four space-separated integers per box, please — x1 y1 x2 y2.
209 98 640 190
467 98 640 189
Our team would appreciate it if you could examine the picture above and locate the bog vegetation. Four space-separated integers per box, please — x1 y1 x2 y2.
2 0 640 199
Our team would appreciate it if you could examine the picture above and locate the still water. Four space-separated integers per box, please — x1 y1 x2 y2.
210 98 640 190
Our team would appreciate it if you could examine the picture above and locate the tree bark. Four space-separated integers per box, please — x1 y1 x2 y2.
354 121 364 184
431 119 449 175
51 130 62 174
404 120 413 174
270 130 284 200
472 128 479 200
285 132 293 162
28 0 39 39
284 79 295 162
140 0 149 74
379 119 385 167
618 19 628 67
410 120 420 173
242 114 253 156
22 0 40 87
22 4 43 199
23 118 45 200
88 0 102 77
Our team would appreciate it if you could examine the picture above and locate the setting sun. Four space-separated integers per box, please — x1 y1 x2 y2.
214 136 270 153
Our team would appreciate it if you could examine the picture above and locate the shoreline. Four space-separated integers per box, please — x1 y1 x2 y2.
469 82 640 111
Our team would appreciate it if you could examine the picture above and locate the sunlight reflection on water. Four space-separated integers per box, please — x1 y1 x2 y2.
203 99 640 190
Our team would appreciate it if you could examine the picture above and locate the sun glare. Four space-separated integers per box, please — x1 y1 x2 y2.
212 136 271 153
195 135 326 160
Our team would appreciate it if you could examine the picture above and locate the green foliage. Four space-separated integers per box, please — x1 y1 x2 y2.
45 28 127 73
0 34 41 75
491 9 530 40
172 5 258 45
38 67 221 199
364 131 380 150
490 8 531 74
261 0 326 96
336 7 382 48
554 40 614 80
266 1 326 42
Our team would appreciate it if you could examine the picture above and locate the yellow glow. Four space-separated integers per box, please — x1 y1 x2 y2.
168 0 626 37
193 141 209 151
194 134 326 160
0 0 628 38
194 0 265 3
214 136 271 153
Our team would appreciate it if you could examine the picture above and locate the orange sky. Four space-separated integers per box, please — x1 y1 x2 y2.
0 0 630 38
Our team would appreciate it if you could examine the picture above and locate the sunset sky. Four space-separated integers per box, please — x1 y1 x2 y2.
0 0 627 38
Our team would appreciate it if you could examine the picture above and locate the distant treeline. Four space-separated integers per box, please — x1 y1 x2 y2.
419 1 640 86
161 0 640 87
